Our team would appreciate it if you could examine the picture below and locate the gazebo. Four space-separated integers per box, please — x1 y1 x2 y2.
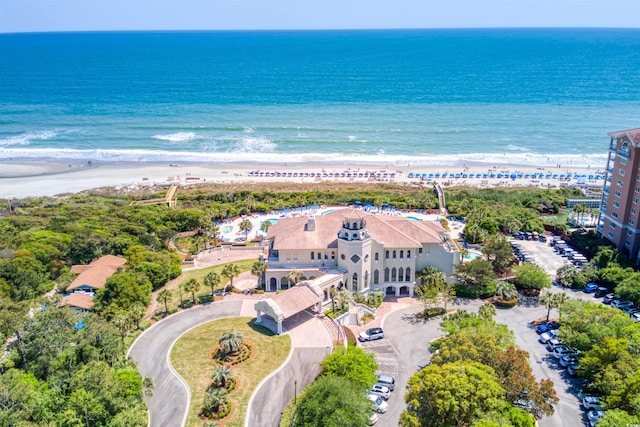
254 282 323 335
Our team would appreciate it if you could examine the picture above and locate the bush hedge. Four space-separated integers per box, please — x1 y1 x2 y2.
496 297 518 308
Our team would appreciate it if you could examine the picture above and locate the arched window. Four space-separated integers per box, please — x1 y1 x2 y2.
374 270 379 284
405 268 411 281
317 252 321 260
384 268 390 282
391 267 397 281
393 250 397 259
400 250 404 258
407 250 411 258
311 252 314 260
375 252 379 261
331 251 335 260
385 250 389 259
398 267 404 282
364 271 369 289
364 254 369 262
352 273 358 291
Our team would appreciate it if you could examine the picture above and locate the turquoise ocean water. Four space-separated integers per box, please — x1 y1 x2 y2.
1 28 639 167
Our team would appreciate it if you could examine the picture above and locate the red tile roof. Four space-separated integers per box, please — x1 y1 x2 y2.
67 255 126 291
609 128 640 145
60 293 94 310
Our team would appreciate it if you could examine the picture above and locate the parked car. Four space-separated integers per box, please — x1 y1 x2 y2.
622 305 637 314
553 346 577 359
567 363 580 376
546 338 563 351
367 394 388 413
376 374 395 391
538 332 555 344
632 312 640 323
587 410 605 427
546 321 560 329
359 327 384 342
612 300 634 310
582 396 604 411
368 412 379 425
370 384 391 400
536 323 550 334
560 354 579 367
594 287 609 298
603 293 616 304
583 283 599 293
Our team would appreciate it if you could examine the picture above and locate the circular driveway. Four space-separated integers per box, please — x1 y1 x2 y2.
128 299 331 427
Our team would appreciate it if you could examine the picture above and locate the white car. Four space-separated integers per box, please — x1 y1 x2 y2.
359 327 385 342
538 332 555 344
587 410 605 427
370 384 391 400
553 346 576 359
582 396 604 411
367 393 389 413
368 412 379 425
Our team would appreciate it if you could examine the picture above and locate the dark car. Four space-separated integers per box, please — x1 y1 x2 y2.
583 283 599 293
535 324 550 334
594 287 609 298
603 293 616 304
546 321 560 330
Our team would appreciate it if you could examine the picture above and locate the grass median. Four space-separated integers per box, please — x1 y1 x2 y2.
170 316 291 426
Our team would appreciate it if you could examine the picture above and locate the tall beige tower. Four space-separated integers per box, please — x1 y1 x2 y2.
599 128 640 263
337 216 372 292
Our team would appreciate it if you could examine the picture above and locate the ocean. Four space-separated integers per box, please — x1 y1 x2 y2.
1 28 639 168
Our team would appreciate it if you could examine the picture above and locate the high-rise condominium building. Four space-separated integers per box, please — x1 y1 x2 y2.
598 128 640 262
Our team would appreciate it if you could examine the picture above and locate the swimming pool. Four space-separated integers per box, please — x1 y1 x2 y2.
406 216 422 221
268 218 278 225
464 249 482 261
222 226 233 234
321 209 337 215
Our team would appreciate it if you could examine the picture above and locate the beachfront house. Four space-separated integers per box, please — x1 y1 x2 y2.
60 255 126 310
263 208 461 300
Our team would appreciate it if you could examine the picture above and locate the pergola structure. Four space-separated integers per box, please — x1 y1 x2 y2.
255 282 323 335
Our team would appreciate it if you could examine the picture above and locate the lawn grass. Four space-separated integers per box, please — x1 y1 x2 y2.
170 317 291 427
179 259 256 286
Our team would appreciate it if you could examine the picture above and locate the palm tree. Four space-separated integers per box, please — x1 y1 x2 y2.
417 266 446 288
286 269 303 287
219 329 244 355
478 302 497 319
183 278 201 305
192 233 205 253
540 291 556 322
260 220 272 234
178 282 184 307
209 222 221 247
204 272 221 298
239 218 252 241
553 292 569 320
211 365 232 388
495 281 518 300
158 289 172 314
251 260 267 288
130 303 146 329
203 387 228 414
112 312 132 344
222 263 241 293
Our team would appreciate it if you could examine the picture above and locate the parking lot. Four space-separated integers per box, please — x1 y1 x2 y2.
510 235 572 277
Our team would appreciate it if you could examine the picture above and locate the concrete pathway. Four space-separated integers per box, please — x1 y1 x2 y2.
128 298 332 427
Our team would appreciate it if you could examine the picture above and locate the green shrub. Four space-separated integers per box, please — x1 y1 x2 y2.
495 297 518 308
198 294 213 304
416 307 446 318
139 320 152 330
181 300 193 309
168 306 178 314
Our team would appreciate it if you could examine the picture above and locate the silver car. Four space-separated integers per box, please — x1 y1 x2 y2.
370 384 391 400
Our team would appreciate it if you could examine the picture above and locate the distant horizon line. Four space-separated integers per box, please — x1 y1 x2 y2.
2 26 640 36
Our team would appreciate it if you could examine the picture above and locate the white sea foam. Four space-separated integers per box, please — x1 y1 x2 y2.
152 132 197 143
232 136 276 153
0 130 57 147
0 147 609 169
506 144 531 152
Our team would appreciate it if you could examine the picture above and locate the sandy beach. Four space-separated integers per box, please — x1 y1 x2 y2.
0 159 605 199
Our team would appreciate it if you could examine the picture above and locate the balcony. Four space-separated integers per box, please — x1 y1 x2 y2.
617 150 630 159
602 186 609 195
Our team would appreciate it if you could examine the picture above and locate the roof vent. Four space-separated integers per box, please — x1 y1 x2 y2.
307 217 316 231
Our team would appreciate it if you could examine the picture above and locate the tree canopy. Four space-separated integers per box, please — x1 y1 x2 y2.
319 345 377 391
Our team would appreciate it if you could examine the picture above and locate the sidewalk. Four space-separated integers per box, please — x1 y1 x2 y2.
346 296 420 336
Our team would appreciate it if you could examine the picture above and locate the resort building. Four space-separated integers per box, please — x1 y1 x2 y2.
263 208 461 300
598 128 640 262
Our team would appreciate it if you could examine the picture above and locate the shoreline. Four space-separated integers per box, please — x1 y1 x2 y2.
0 159 606 199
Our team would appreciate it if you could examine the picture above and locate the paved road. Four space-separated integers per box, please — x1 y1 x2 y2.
129 300 244 427
362 292 599 427
129 299 333 427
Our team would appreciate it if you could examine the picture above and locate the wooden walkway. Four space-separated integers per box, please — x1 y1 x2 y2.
130 185 178 207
